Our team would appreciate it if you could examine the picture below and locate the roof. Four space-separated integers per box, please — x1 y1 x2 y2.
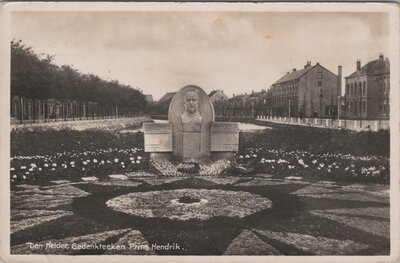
227 94 248 102
273 66 314 85
144 94 153 102
347 58 390 78
249 92 262 98
209 90 219 97
158 92 176 103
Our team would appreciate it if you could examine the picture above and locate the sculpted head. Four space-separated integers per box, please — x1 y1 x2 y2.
183 91 199 114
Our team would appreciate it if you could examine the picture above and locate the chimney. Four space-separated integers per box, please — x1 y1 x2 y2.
287 72 290 74
293 68 296 72
357 60 361 70
379 53 384 60
337 65 342 96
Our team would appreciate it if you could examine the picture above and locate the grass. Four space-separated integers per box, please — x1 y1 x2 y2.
11 127 144 157
239 124 390 157
10 123 390 184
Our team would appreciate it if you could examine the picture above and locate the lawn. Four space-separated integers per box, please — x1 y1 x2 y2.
10 122 390 185
9 121 390 255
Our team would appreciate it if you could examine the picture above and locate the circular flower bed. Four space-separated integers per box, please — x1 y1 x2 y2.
106 189 272 221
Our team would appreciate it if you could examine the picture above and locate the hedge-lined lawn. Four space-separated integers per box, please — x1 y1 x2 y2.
9 124 391 255
10 124 390 185
236 126 389 184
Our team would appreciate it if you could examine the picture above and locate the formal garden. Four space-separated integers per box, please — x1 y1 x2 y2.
10 120 390 186
10 119 390 255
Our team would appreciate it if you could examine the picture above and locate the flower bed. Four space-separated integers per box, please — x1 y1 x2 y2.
106 188 272 220
10 147 147 184
233 148 389 184
151 159 231 177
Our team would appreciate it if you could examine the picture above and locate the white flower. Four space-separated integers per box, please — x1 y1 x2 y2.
239 155 243 159
52 163 57 167
10 167 15 171
82 168 86 171
114 158 119 163
83 161 87 165
38 168 42 171
30 163 37 168
319 163 324 168
29 168 33 172
20 166 26 170
136 160 141 164
70 161 75 165
12 175 17 179
121 162 124 165
137 156 142 160
312 160 317 164
93 159 98 163
298 159 305 166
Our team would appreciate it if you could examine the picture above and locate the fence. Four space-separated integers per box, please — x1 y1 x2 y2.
256 115 390 132
10 96 144 125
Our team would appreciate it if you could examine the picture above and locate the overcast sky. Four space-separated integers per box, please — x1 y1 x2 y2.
12 12 389 100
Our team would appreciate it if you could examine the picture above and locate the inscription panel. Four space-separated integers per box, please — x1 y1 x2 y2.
211 122 239 152
144 123 173 152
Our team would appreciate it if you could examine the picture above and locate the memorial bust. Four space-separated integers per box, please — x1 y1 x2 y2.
180 91 203 124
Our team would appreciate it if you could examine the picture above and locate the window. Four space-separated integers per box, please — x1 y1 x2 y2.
350 83 353 95
363 82 366 95
346 84 349 95
363 101 366 112
317 72 323 79
318 81 322 87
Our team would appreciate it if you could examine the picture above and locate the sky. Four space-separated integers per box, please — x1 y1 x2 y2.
12 11 389 100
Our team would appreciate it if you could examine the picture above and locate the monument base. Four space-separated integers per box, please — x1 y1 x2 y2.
149 152 173 161
211 152 234 161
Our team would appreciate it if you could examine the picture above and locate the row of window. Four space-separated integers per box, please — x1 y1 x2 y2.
346 81 366 96
271 94 298 102
272 82 299 93
346 100 367 115
346 99 389 115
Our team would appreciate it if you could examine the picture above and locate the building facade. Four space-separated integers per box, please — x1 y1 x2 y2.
344 55 390 120
269 62 340 118
209 90 228 116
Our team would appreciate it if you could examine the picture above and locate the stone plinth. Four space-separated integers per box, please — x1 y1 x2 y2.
211 122 239 152
143 123 172 152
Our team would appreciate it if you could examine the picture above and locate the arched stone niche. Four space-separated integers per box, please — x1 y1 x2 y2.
168 85 215 161
144 84 238 163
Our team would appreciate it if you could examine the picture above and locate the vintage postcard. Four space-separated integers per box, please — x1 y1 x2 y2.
0 2 399 263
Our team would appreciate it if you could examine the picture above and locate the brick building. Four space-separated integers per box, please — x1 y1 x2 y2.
344 55 390 120
269 62 340 118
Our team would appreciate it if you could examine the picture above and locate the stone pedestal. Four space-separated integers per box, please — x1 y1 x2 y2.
182 122 203 161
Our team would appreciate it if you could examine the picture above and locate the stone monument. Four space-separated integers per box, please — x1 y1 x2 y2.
144 85 238 162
